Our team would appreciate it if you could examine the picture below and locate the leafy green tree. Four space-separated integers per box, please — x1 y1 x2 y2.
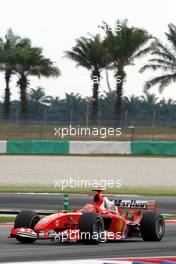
0 29 24 119
64 92 85 113
140 24 176 92
49 96 61 112
101 90 116 114
140 91 159 112
103 20 151 123
13 40 60 116
65 34 108 120
0 37 3 59
30 87 45 101
123 95 141 113
2 90 176 125
159 98 176 119
29 87 52 115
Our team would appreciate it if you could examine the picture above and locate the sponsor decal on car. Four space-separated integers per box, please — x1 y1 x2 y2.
114 200 147 208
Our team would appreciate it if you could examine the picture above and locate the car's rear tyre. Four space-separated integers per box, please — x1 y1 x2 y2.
78 212 104 244
140 211 165 241
14 210 40 244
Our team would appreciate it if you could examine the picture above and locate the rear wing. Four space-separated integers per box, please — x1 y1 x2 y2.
114 199 156 211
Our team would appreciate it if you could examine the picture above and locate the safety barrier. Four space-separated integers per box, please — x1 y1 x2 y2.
131 141 176 155
0 140 7 154
0 140 176 155
7 140 69 154
69 141 131 154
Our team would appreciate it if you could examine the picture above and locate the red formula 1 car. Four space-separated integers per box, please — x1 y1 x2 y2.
10 189 165 244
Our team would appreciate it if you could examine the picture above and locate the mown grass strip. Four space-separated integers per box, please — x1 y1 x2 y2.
0 217 15 223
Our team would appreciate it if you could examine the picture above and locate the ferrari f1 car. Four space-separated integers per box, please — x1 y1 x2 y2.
10 189 165 244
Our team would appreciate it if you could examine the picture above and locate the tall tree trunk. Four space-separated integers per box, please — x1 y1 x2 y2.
91 69 100 124
3 71 11 120
115 70 126 126
18 74 28 118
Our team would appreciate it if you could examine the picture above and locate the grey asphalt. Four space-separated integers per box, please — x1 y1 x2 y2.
1 156 176 188
0 224 175 262
0 193 176 214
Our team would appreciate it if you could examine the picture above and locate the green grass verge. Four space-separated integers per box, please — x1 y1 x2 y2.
163 214 176 220
0 217 15 223
0 185 176 196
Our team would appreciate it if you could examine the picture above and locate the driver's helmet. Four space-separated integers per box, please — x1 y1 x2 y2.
94 192 117 211
103 197 117 211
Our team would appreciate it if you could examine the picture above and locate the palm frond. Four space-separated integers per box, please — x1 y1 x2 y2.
141 24 176 93
151 41 176 62
65 34 108 71
131 46 152 60
140 63 176 72
165 23 176 51
144 73 176 92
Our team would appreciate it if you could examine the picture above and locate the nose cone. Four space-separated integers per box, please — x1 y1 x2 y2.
35 214 59 231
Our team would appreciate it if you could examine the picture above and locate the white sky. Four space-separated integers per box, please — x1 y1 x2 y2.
0 0 176 101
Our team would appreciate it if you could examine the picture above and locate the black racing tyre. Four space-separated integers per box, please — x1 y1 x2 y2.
14 210 40 244
78 212 104 244
140 211 165 241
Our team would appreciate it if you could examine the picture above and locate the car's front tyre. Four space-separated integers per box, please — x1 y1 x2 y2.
78 212 104 244
14 210 40 243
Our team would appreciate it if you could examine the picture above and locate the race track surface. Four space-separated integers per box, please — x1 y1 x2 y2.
0 156 176 187
0 194 176 262
0 224 175 262
0 154 176 262
0 193 176 214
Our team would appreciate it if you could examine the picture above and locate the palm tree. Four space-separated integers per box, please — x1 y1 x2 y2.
159 98 176 120
49 96 61 112
140 91 158 112
64 93 85 112
65 34 108 120
103 20 151 124
13 40 60 116
29 87 53 115
0 37 3 58
30 87 46 101
0 29 23 119
140 23 176 93
123 95 141 114
101 90 116 113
